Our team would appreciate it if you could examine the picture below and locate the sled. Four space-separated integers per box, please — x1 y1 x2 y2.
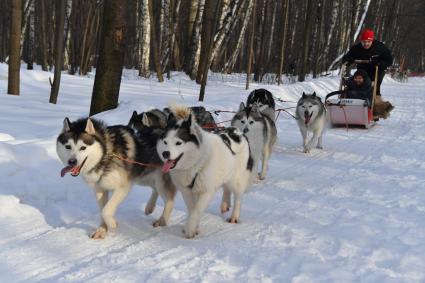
325 62 378 129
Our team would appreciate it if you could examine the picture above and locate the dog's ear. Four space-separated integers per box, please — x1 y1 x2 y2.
180 113 193 130
302 92 306 98
187 114 202 137
239 102 245 111
312 92 317 98
63 117 71 132
85 118 96 135
167 112 176 125
128 111 138 126
141 113 151 127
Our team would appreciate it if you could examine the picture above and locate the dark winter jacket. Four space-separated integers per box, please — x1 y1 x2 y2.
345 70 372 103
342 40 393 75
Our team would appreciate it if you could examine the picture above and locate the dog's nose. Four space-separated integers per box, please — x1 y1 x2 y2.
68 158 77 166
243 128 249 134
304 111 309 116
162 151 170 159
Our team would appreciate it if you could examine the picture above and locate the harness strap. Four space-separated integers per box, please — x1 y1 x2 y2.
110 153 161 168
188 173 198 189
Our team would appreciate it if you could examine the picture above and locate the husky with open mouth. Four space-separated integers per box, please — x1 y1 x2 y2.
56 117 176 239
231 102 277 180
295 92 327 153
156 105 254 238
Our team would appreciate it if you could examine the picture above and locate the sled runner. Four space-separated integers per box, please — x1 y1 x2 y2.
325 62 378 129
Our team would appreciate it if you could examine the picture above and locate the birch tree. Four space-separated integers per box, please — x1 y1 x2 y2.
139 0 150 77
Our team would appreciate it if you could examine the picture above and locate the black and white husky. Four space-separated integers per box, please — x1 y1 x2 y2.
295 92 327 153
156 105 253 238
246 88 276 120
130 106 218 133
56 117 176 239
231 102 277 180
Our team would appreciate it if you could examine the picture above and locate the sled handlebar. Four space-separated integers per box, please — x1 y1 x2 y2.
354 59 370 64
325 90 346 102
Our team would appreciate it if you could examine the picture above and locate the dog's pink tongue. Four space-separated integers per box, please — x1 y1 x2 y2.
304 113 311 125
161 160 175 173
61 166 73 177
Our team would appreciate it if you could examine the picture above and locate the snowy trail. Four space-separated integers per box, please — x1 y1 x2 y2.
1 64 425 282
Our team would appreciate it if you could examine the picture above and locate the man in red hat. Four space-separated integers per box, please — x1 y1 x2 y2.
342 29 394 119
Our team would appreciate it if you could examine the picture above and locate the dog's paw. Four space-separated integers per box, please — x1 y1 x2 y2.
316 145 323 150
144 203 156 215
258 173 266 180
303 147 310 153
152 217 167 227
227 217 239 224
220 202 230 214
182 228 199 239
91 227 107 239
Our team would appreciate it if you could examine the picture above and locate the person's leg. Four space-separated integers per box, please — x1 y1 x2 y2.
376 71 385 96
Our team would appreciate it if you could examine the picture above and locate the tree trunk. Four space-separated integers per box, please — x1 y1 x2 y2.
245 0 256 90
90 0 128 116
25 0 35 70
322 0 339 69
148 0 164 82
209 0 237 67
186 0 205 79
139 0 151 77
277 0 290 84
298 0 312 82
187 0 198 47
49 0 66 104
8 0 22 95
39 0 49 71
198 0 220 100
63 0 72 69
195 0 215 84
223 0 253 73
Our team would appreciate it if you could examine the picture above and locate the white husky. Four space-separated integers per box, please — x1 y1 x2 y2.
156 106 253 238
296 92 327 153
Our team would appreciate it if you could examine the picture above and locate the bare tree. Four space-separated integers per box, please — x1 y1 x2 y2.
8 0 22 96
49 0 66 104
148 0 164 82
298 0 313 82
245 0 256 89
277 0 290 84
139 0 151 77
186 0 205 80
90 0 128 116
198 0 220 100
223 0 254 73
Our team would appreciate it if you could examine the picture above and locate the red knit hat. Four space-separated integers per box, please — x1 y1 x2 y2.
360 29 374 41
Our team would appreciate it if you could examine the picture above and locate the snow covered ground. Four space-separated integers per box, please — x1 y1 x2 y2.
1 63 425 282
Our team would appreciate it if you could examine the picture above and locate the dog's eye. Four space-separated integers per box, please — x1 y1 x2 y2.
176 141 182 146
309 106 312 108
80 146 86 151
241 120 245 124
164 140 168 145
249 121 254 125
65 145 71 150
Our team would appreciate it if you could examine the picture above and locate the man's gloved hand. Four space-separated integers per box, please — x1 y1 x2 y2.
369 55 380 65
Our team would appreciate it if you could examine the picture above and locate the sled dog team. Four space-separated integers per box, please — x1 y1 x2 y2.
57 90 325 239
